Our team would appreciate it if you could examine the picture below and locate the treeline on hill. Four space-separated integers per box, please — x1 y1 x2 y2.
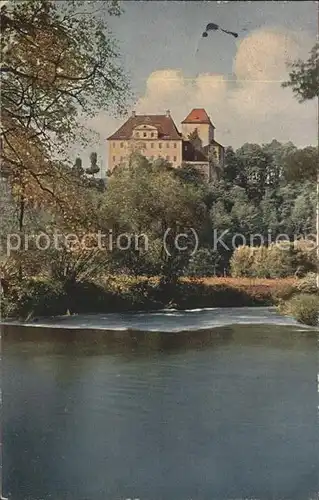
0 140 316 318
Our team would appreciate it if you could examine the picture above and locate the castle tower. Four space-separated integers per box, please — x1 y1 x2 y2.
181 108 215 147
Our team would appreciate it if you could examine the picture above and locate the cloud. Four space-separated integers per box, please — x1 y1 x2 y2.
233 27 306 82
87 26 317 173
135 27 317 148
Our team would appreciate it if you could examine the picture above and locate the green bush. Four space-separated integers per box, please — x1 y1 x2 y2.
296 272 317 294
186 248 220 277
264 243 293 278
4 277 67 320
287 293 319 326
165 280 271 309
231 244 293 278
230 246 254 277
292 239 317 276
250 246 269 278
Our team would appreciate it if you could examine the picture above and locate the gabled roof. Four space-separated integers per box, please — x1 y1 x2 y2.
107 114 182 140
203 139 224 153
181 108 215 127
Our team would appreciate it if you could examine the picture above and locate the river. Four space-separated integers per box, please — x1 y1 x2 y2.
1 307 318 500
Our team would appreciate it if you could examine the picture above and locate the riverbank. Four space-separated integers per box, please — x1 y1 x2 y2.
0 275 304 321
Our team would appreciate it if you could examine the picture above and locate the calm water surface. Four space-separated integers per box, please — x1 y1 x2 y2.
1 307 318 500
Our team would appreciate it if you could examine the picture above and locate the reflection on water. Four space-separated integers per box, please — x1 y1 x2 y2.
1 308 318 500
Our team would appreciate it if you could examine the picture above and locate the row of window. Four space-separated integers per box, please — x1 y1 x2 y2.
135 131 155 138
112 155 178 162
113 142 178 149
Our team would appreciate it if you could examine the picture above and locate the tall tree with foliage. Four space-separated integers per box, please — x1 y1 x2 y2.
86 152 100 177
282 146 317 183
282 41 318 285
102 153 208 281
235 143 272 203
1 0 131 214
282 42 319 101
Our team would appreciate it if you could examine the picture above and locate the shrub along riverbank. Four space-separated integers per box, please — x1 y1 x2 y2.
1 274 317 323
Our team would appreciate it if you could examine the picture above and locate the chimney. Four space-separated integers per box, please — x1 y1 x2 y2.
132 110 136 117
166 109 170 117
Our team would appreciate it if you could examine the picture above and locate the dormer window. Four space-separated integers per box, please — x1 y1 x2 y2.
151 132 154 138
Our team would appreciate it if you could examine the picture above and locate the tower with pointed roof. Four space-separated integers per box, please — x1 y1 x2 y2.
181 108 215 147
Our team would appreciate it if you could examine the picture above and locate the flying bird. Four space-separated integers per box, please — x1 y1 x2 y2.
206 22 219 31
194 21 238 56
204 22 238 38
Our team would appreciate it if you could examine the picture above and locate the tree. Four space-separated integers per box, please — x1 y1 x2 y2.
221 146 242 185
262 139 297 186
282 42 319 101
86 152 100 177
186 248 221 277
282 40 318 286
102 153 208 281
175 164 206 185
187 128 202 149
236 143 272 202
73 157 84 177
282 146 317 183
1 0 131 214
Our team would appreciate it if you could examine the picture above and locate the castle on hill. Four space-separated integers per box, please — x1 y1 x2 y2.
107 108 224 181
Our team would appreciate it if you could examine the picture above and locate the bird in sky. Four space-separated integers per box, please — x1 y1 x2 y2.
194 21 239 56
203 22 238 39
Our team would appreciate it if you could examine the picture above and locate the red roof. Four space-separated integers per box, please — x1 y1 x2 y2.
181 108 215 127
107 114 182 140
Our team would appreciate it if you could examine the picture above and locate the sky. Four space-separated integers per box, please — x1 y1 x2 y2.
84 1 318 175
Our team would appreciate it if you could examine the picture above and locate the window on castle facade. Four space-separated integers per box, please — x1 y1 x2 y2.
174 143 177 148
112 156 116 162
120 142 124 148
166 142 170 148
173 156 177 162
143 132 147 137
159 143 162 149
151 132 154 138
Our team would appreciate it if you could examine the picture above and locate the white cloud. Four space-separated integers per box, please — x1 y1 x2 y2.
233 27 306 82
87 26 317 170
149 28 316 147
